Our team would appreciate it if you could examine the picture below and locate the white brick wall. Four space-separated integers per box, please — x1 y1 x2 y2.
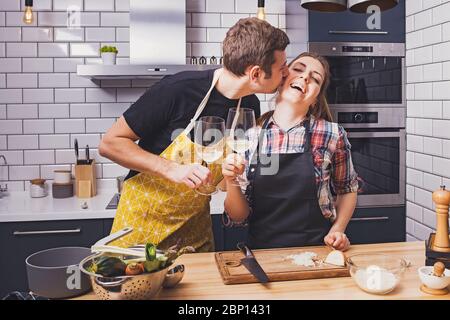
406 0 450 241
0 0 293 189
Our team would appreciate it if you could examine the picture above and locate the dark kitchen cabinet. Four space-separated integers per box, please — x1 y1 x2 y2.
346 206 406 244
211 214 248 251
0 219 108 298
308 0 405 43
103 218 114 236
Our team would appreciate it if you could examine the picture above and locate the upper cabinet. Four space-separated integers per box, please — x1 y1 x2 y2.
308 0 405 43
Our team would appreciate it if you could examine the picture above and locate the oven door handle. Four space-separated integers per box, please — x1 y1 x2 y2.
346 130 405 139
329 30 389 35
350 216 389 222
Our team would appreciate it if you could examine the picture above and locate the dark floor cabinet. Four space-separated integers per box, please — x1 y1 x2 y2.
0 219 111 298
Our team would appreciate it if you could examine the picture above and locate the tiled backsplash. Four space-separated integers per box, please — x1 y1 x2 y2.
0 0 306 191
405 0 450 241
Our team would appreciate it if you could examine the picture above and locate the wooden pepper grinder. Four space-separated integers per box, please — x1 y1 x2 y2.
431 186 450 253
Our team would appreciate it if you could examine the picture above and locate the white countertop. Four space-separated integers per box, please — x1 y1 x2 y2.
0 190 226 223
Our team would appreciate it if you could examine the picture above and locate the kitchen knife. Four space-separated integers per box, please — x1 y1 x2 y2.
237 242 269 283
85 145 90 164
74 139 79 164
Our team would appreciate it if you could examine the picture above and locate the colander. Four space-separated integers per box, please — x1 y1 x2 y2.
79 227 185 300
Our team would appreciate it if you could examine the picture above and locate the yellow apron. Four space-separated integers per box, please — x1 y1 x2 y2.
110 68 240 252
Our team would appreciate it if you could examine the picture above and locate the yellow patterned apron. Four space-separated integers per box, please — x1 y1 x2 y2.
110 68 240 252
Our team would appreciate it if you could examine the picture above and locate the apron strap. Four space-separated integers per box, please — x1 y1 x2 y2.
183 68 243 135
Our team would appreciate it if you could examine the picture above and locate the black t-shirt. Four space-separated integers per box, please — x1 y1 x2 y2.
123 68 261 179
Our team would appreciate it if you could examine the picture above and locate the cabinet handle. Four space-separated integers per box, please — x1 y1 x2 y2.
13 228 81 236
350 217 389 222
329 30 389 35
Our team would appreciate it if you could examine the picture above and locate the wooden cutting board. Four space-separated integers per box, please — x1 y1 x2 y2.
215 245 350 285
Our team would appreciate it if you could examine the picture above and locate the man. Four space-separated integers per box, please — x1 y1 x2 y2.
99 18 290 251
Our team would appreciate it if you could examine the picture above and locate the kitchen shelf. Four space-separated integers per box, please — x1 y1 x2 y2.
76 64 218 80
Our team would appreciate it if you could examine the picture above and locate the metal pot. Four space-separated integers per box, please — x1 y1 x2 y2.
26 247 92 299
348 0 398 13
301 0 347 12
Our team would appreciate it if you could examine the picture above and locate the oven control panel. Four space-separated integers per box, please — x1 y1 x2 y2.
338 112 378 124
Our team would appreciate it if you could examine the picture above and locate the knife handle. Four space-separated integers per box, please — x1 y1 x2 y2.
74 139 79 164
237 242 253 258
85 145 90 164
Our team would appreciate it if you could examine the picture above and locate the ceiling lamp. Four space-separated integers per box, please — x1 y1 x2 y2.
348 0 399 13
257 0 266 20
23 0 34 24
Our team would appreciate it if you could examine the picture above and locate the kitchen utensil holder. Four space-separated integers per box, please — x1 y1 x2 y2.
75 160 97 198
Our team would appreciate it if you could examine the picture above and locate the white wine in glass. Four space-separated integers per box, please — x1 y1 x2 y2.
193 116 225 195
226 108 256 187
226 139 252 154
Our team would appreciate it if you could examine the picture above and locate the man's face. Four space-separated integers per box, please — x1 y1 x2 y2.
258 50 288 94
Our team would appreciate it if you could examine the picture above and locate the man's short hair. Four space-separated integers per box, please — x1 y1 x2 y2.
222 17 290 78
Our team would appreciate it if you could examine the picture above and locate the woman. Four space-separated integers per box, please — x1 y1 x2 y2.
222 52 358 251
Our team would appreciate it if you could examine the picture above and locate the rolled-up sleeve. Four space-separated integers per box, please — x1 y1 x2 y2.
331 126 358 194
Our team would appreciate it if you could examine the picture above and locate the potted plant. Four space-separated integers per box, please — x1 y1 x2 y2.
100 46 118 65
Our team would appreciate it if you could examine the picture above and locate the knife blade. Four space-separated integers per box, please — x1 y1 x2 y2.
237 242 269 283
74 139 79 164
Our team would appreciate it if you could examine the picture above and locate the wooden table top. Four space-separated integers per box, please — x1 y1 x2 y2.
74 241 450 300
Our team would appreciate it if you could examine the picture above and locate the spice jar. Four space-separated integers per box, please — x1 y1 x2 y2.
30 179 48 198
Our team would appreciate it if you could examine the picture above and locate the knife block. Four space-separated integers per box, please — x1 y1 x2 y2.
74 160 97 198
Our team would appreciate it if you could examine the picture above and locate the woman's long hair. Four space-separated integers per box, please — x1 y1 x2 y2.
258 52 333 125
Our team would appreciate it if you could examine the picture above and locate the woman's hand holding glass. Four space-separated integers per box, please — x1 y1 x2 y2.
225 108 256 187
222 153 246 184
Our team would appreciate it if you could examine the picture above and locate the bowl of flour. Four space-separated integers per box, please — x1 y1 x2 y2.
347 254 408 295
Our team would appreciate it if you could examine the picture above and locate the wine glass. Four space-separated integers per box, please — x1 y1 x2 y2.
193 116 225 195
225 108 257 187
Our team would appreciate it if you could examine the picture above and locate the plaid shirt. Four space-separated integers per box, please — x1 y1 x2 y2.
223 115 358 226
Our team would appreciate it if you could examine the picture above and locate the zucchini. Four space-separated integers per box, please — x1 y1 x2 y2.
143 260 160 273
145 243 156 261
90 256 126 277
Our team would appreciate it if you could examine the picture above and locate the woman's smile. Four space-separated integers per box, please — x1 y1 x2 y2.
289 78 306 95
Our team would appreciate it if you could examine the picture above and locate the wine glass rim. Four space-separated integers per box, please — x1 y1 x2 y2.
197 116 225 124
229 107 254 113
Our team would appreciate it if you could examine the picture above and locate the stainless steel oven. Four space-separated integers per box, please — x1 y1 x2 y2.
308 42 406 108
331 108 406 208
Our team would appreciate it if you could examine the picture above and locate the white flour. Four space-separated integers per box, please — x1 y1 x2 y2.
354 265 398 294
287 252 318 267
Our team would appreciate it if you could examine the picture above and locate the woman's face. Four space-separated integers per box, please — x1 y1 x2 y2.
278 56 325 107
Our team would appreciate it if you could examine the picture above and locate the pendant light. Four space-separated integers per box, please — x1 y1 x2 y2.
257 0 266 20
23 0 34 24
300 0 347 12
348 0 398 13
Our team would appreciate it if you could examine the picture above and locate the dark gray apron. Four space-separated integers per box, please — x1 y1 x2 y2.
247 118 331 249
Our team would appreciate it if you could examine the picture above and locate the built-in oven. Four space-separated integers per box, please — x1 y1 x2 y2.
308 42 406 108
331 108 406 208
